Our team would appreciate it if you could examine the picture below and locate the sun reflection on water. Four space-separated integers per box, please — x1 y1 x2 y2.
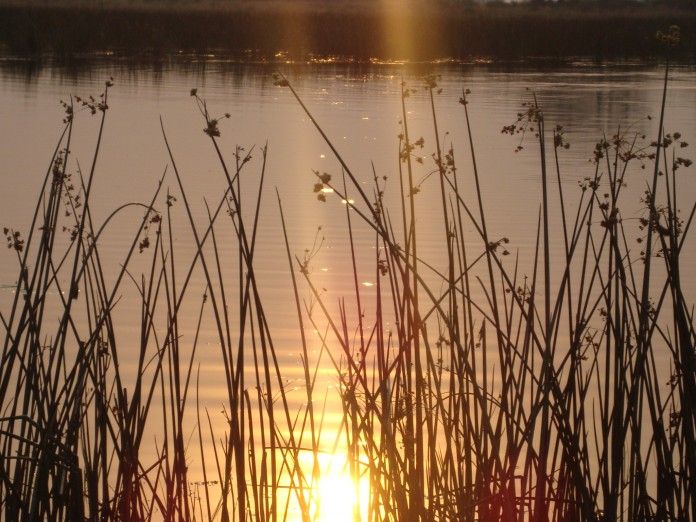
300 451 370 522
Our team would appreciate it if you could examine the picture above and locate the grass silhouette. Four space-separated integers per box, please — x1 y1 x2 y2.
1 44 695 520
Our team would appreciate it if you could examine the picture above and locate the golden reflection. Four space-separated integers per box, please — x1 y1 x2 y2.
301 451 369 522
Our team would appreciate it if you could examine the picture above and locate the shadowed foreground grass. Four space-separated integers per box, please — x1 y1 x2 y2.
0 1 695 61
1 48 695 520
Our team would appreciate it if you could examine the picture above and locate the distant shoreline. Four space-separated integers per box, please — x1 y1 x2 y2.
0 2 694 62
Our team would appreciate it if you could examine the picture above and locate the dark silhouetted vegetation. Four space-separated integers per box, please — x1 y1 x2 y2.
0 1 695 61
1 25 695 518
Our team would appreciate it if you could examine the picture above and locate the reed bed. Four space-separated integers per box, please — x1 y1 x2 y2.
0 2 695 61
1 41 695 521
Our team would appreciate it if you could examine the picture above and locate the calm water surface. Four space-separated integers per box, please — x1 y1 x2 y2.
2 59 695 321
1 58 695 517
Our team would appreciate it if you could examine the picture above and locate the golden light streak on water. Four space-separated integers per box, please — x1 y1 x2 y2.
2 62 696 521
298 451 371 522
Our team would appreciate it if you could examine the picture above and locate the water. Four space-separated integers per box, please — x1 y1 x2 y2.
2 58 695 339
1 57 696 519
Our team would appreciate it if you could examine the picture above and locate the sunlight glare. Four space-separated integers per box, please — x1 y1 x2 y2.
316 469 358 522
301 452 369 522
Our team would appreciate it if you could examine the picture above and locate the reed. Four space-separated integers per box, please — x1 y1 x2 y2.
270 38 694 519
1 38 694 521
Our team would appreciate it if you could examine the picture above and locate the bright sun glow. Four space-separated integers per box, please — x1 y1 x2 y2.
316 470 359 522
302 452 369 522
